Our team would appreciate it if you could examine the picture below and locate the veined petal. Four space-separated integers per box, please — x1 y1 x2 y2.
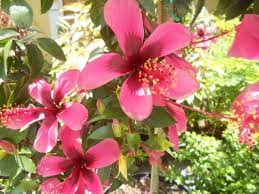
53 70 80 104
85 138 120 169
168 125 179 152
33 116 58 153
58 102 88 131
61 168 81 194
167 54 196 74
81 168 103 194
228 14 259 60
167 102 187 133
140 22 191 60
120 75 153 121
59 125 84 160
79 53 130 90
28 79 54 107
37 156 74 177
104 0 144 58
40 178 63 194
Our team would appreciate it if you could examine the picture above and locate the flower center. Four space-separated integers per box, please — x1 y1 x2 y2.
137 58 176 95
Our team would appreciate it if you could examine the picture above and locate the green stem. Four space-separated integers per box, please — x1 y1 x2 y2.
150 165 159 194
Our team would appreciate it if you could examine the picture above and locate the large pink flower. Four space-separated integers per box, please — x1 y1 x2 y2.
38 126 120 194
0 70 88 153
231 82 259 147
228 14 259 60
79 0 199 121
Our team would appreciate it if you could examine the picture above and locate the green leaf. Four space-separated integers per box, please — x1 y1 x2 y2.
9 0 33 28
1 0 11 14
139 0 155 16
225 0 253 20
36 37 66 61
0 29 19 42
11 180 38 194
41 0 54 14
127 133 141 149
88 125 115 140
0 155 18 176
15 155 36 173
144 107 175 128
98 166 111 184
2 39 13 79
0 127 28 144
254 0 259 14
26 43 44 77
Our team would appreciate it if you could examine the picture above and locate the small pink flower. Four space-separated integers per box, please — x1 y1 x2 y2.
38 126 120 194
231 82 259 147
79 0 199 121
228 14 259 60
0 70 88 153
0 140 16 154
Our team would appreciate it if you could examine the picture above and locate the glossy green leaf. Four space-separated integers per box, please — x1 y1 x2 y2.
41 0 54 14
36 37 66 61
15 155 36 173
88 125 115 140
0 127 28 144
0 155 18 176
144 107 175 128
9 0 33 28
127 133 141 149
0 29 19 42
26 43 44 78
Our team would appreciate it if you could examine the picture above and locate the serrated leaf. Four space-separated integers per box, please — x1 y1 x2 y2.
9 0 33 28
26 43 44 78
119 154 128 180
88 125 115 140
15 155 36 173
139 0 155 16
0 29 19 42
36 38 66 61
144 107 175 128
41 0 54 14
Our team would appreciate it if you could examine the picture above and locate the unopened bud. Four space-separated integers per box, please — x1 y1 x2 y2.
96 99 105 114
112 119 122 137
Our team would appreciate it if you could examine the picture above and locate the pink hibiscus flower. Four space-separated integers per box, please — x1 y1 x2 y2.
231 82 259 147
0 70 88 153
228 14 259 60
79 0 199 121
38 126 120 194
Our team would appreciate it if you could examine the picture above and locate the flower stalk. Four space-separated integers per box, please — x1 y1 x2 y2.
150 164 159 194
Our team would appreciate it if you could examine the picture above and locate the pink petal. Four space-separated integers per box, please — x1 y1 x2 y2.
140 22 191 60
167 54 196 75
81 168 103 194
166 102 187 132
85 138 120 169
33 116 58 153
168 125 179 152
165 58 199 99
79 53 131 90
59 125 84 160
104 0 144 59
28 79 54 107
4 107 42 130
228 14 259 60
152 94 166 107
61 168 81 194
37 156 74 177
53 70 80 104
40 178 63 194
120 75 153 121
0 140 16 153
58 102 88 131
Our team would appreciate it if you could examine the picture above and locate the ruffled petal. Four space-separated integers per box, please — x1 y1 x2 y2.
53 70 80 104
140 22 191 60
85 138 120 169
37 156 74 177
40 178 63 194
28 79 54 107
104 0 144 59
168 125 179 152
81 168 103 194
120 75 153 121
33 116 58 153
79 53 130 90
58 102 88 131
228 14 259 60
59 125 84 160
167 102 187 132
